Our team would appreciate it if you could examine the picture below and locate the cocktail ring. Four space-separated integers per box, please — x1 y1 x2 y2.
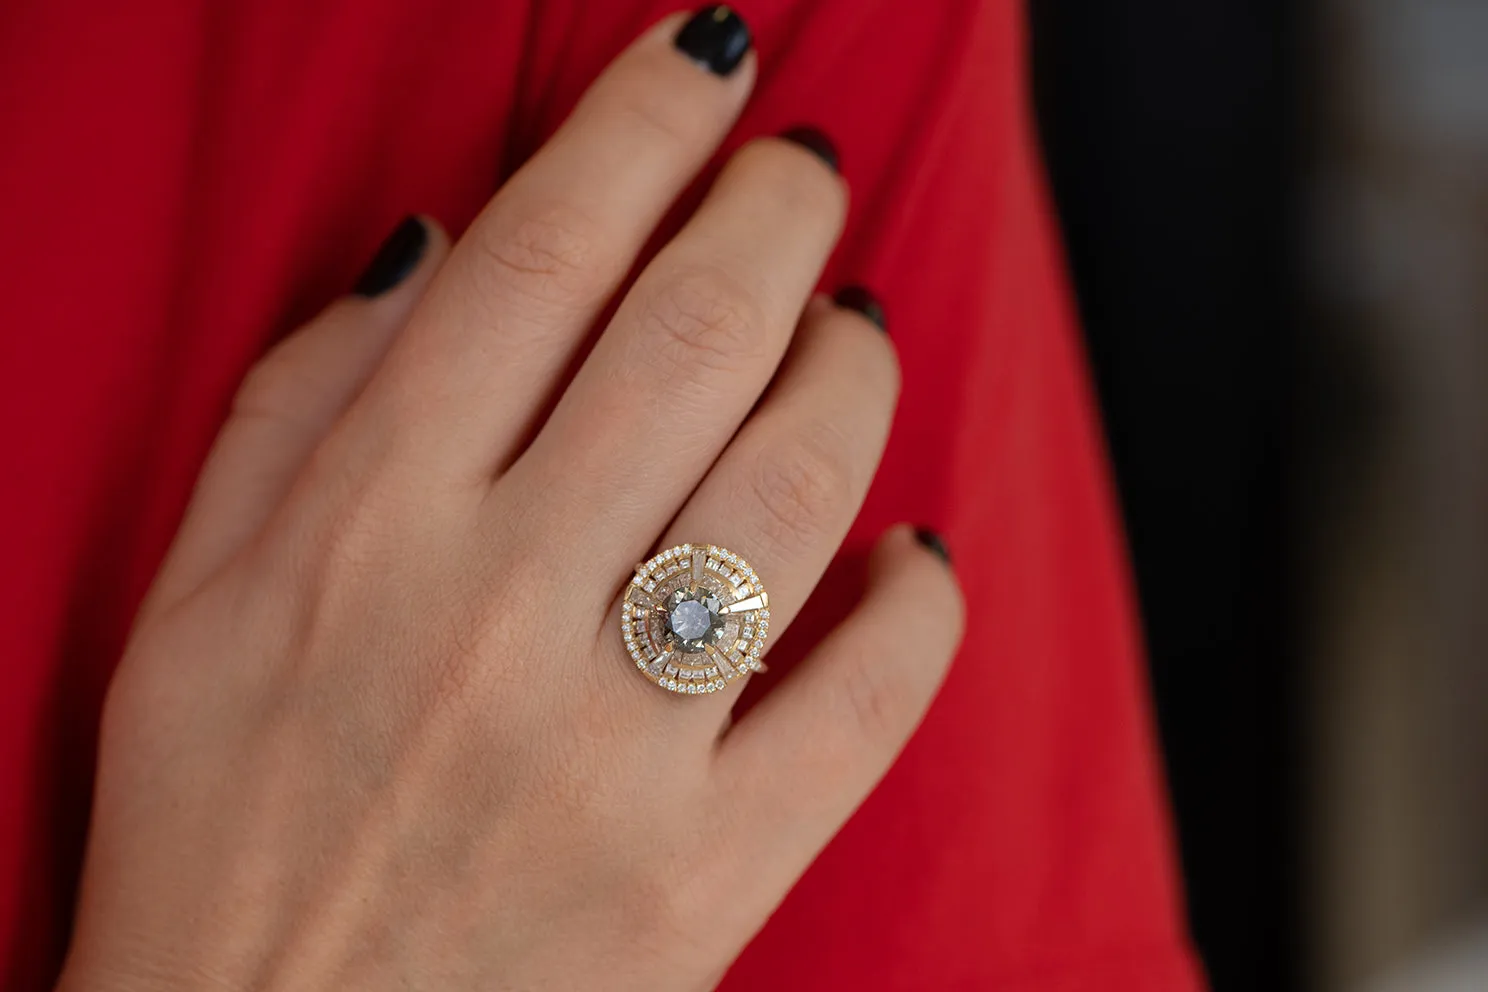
620 543 770 695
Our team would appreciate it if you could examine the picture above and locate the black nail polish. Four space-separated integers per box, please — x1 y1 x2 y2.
834 285 886 332
674 5 752 76
914 527 951 565
781 126 840 173
354 216 428 297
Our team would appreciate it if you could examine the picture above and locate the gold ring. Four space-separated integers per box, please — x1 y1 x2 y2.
621 544 770 694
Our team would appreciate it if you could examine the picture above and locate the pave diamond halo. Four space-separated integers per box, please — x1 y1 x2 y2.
621 543 770 695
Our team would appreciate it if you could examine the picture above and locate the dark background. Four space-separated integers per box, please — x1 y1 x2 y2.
1030 2 1300 988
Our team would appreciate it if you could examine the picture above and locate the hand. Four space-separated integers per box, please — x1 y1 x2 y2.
61 9 963 991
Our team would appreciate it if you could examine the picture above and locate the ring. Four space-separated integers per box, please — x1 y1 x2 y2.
621 543 770 695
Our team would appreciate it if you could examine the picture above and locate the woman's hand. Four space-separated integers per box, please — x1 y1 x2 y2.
60 8 963 990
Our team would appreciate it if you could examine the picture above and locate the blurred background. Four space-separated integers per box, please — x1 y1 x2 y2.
1029 1 1488 990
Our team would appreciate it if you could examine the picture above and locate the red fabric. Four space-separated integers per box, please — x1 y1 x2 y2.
0 0 1204 988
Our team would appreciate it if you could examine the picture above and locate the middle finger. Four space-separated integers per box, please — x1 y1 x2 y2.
501 133 845 560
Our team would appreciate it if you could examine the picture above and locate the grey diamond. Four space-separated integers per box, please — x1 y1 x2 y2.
669 600 713 641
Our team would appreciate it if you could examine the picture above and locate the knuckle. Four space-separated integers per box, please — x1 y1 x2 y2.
473 203 607 305
842 654 918 745
637 267 769 375
429 594 524 710
602 36 727 154
747 423 857 551
611 89 712 155
299 484 410 599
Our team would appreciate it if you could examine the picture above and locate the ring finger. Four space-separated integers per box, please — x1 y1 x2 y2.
600 292 899 723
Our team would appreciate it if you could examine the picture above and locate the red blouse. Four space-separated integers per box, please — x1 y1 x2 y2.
0 0 1204 987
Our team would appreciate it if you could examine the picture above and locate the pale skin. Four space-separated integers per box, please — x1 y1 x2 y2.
59 12 965 992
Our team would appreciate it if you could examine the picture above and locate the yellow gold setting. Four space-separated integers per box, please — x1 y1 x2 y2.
621 544 770 695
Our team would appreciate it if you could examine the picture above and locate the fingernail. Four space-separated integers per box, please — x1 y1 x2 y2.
354 216 428 297
834 285 886 332
674 5 752 76
914 527 951 565
781 126 839 173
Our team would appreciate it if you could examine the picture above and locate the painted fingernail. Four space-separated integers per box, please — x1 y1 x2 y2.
354 216 428 297
914 527 951 565
834 285 886 332
781 126 840 173
675 5 752 76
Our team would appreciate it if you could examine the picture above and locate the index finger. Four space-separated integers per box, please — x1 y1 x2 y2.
360 7 757 487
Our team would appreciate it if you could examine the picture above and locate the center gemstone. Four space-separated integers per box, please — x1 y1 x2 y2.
669 599 715 642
